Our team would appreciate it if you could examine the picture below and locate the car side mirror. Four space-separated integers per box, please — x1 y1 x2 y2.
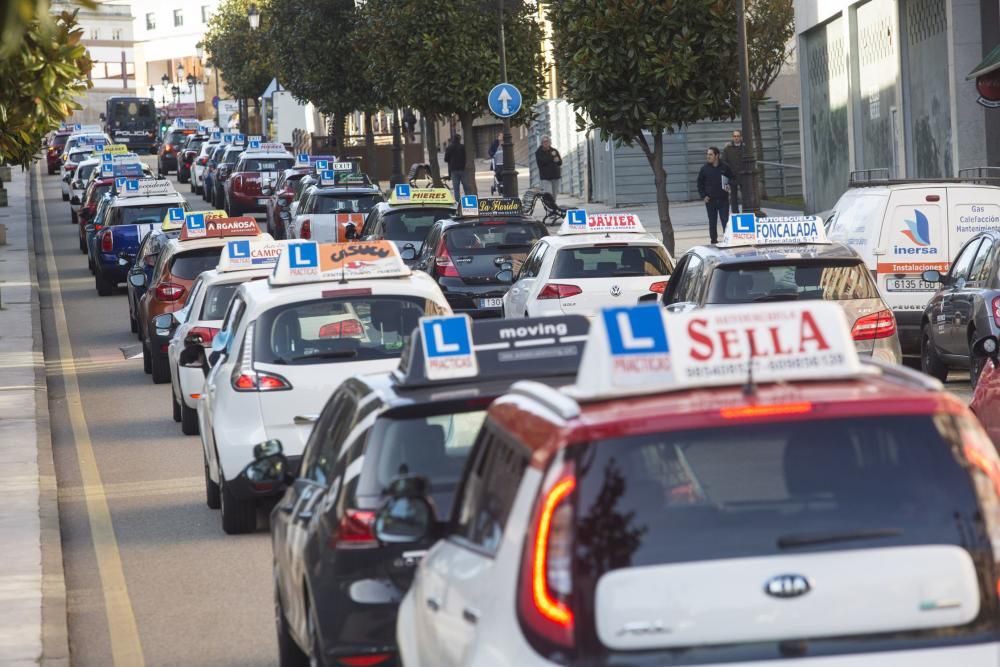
496 269 514 283
922 269 944 284
374 475 436 545
99 113 106 121
400 245 417 261
244 439 292 485
973 335 1000 364
128 273 146 288
153 313 174 331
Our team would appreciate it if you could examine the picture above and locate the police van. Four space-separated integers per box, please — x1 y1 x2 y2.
826 175 1000 353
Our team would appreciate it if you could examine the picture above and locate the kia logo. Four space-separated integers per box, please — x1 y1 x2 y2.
764 574 811 599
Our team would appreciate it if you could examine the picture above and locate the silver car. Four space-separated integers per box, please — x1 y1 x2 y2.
660 242 903 364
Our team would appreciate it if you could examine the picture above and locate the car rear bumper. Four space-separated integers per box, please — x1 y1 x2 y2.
230 192 266 212
440 284 508 318
895 310 923 355
160 154 178 168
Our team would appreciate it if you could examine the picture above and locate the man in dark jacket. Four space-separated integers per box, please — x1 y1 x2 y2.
722 130 745 213
444 135 467 197
697 146 735 244
535 136 563 202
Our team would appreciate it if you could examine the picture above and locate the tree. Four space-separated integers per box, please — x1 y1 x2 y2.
1 0 94 59
748 0 795 200
203 0 273 131
547 0 739 253
0 10 92 167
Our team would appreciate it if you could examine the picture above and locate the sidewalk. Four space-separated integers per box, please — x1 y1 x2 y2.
0 167 67 665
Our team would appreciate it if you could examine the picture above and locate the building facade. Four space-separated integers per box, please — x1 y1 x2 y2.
796 0 1000 212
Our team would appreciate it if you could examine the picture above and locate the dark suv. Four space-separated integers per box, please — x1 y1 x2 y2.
157 128 196 175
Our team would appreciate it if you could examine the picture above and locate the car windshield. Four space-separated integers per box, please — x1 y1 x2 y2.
254 295 429 365
76 163 98 181
118 204 179 226
551 244 672 278
706 260 878 304
167 131 193 145
240 158 294 172
382 208 454 242
211 146 227 162
201 283 240 320
358 410 487 516
574 415 977 572
445 221 545 252
168 248 224 279
313 193 381 214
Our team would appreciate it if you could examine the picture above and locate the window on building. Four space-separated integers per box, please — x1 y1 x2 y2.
201 5 210 22
112 28 122 40
173 9 183 27
146 12 156 30
89 28 99 40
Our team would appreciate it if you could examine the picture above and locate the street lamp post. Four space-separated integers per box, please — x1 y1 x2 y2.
497 0 517 197
735 0 758 214
244 4 260 136
205 62 220 127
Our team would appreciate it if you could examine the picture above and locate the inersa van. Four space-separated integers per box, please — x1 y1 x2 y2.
827 182 1000 353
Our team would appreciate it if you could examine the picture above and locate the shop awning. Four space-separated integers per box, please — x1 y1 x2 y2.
968 44 1000 80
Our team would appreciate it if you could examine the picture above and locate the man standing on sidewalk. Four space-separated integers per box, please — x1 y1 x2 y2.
697 146 734 244
444 135 467 197
722 130 745 213
535 136 563 202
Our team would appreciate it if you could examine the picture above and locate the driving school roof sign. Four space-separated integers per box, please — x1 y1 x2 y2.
117 178 176 198
387 188 456 207
719 214 829 247
270 240 410 285
179 214 262 240
477 197 522 217
218 239 285 271
419 315 478 380
570 301 861 400
558 211 645 235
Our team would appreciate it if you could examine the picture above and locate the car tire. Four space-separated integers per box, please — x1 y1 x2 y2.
970 331 985 389
172 391 182 422
129 310 138 334
307 602 328 667
205 452 221 509
181 402 199 436
220 475 256 534
95 272 114 297
71 209 77 225
78 234 86 254
61 192 69 202
921 326 949 382
151 352 170 384
275 590 309 667
142 339 152 375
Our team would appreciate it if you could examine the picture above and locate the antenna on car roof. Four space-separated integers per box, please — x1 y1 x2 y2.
339 265 348 285
743 336 757 396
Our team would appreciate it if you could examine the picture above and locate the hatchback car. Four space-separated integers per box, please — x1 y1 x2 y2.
158 127 197 175
361 188 458 264
46 129 73 174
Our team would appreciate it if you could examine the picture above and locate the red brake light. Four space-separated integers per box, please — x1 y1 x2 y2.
164 144 173 152
197 156 208 165
851 309 896 341
318 319 363 338
537 283 583 300
720 402 813 419
301 219 311 239
231 370 292 392
100 230 113 253
648 280 669 293
336 655 391 666
992 297 1000 328
233 373 257 390
434 238 460 277
188 326 219 345
155 283 185 301
328 509 377 549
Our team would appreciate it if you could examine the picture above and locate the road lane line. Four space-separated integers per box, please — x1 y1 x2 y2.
33 163 146 666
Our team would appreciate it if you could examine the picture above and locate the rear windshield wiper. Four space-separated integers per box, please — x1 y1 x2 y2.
288 350 358 362
753 293 800 302
777 528 902 549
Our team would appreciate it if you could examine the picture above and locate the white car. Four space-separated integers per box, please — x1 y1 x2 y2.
194 240 451 534
191 139 220 195
286 176 383 241
168 238 286 435
502 212 673 318
60 146 96 201
68 156 102 223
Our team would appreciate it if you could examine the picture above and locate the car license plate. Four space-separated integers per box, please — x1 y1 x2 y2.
886 278 936 292
118 137 129 143
257 198 269 205
479 298 503 309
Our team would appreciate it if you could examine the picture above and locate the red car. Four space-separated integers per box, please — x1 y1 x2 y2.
46 130 72 174
77 176 114 252
223 143 294 216
262 166 314 238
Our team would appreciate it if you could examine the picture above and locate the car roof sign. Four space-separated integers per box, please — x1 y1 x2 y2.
394 184 412 201
387 188 456 207
397 315 590 387
477 197 523 217
719 214 830 247
314 159 329 172
269 240 410 286
162 208 225 231
460 194 479 217
117 178 175 198
179 214 262 240
569 301 862 401
558 211 645 235
218 239 286 272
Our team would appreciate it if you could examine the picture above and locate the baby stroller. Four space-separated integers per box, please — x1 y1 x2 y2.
490 158 504 195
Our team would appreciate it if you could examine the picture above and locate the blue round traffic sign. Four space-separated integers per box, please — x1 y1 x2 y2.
488 83 522 118
212 95 220 109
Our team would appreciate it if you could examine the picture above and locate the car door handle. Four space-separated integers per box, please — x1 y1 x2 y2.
294 414 319 425
462 607 480 625
426 596 441 612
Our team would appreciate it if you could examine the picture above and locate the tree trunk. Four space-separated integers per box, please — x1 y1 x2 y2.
751 100 769 202
424 112 442 186
637 131 674 254
329 113 343 153
459 112 477 195
364 112 377 186
251 98 260 135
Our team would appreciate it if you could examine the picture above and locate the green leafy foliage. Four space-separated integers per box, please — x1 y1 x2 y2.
0 10 92 167
0 0 95 59
203 0 274 101
748 0 794 100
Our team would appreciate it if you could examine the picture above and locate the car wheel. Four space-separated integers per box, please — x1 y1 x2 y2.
204 452 221 509
220 474 256 534
71 209 77 225
275 588 309 667
129 310 138 334
970 331 986 389
307 600 327 667
95 272 114 297
48 168 56 175
151 352 170 384
61 192 69 202
78 234 86 254
181 401 199 436
920 326 949 382
142 338 152 375
172 390 182 422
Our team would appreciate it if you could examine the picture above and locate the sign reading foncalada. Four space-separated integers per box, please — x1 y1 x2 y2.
720 214 828 247
477 197 523 217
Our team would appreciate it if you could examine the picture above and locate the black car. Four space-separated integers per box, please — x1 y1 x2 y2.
157 128 196 175
414 204 548 318
177 134 207 183
126 227 180 334
252 315 588 667
212 145 245 210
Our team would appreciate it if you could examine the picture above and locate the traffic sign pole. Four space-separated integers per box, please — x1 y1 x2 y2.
497 0 517 197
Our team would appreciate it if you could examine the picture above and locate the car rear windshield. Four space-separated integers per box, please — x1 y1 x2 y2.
167 248 224 280
76 163 98 181
117 204 177 226
706 260 878 304
167 130 193 145
552 244 672 279
445 221 546 252
69 151 93 164
201 283 240 320
240 158 294 172
382 208 454 242
313 193 381 214
574 415 978 573
222 151 242 166
358 410 486 516
254 295 429 365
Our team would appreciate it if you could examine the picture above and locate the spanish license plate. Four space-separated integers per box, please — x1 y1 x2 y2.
886 278 936 292
479 298 503 309
117 137 129 143
257 198 269 205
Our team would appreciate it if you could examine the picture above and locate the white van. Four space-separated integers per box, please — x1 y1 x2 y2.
827 180 1000 353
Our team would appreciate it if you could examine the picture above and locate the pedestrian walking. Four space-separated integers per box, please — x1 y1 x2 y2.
535 136 562 202
697 146 735 244
444 135 467 197
488 131 502 160
722 130 745 214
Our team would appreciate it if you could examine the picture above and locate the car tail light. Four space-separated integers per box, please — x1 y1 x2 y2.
648 280 669 293
518 467 575 649
301 219 311 239
720 402 813 419
537 283 583 300
434 238 460 277
155 282 185 301
230 323 293 392
93 223 103 231
164 143 173 152
100 230 113 253
992 297 1000 328
327 509 377 549
319 319 363 338
197 156 207 165
851 309 896 341
335 655 391 666
188 326 219 345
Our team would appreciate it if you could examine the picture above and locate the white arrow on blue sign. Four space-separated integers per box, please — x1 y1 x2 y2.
487 83 522 118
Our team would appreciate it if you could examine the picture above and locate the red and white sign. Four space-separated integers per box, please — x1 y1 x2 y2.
180 216 261 241
559 213 645 235
976 69 1000 109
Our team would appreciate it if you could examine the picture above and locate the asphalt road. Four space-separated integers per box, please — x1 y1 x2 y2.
30 159 975 666
33 159 276 667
